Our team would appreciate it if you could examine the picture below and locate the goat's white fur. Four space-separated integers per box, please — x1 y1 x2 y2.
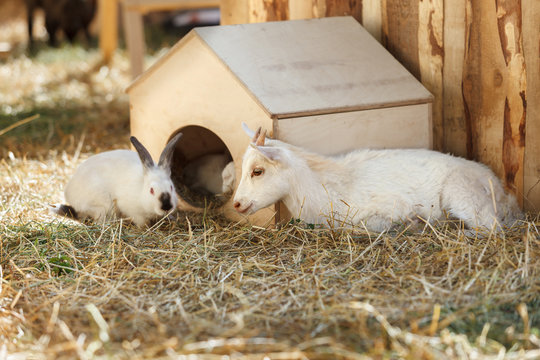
233 123 521 231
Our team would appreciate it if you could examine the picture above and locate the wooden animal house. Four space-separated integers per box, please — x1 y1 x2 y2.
127 16 433 224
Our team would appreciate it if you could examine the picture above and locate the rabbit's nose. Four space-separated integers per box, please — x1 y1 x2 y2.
233 201 241 209
160 193 172 211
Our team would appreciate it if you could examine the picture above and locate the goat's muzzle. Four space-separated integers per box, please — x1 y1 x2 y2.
233 201 252 214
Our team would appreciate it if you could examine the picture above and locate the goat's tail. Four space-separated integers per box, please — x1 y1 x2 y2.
49 204 79 220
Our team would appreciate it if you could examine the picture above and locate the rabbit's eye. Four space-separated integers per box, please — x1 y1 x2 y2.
150 187 155 195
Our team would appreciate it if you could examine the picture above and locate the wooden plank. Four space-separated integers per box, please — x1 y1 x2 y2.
523 0 540 211
195 17 431 118
418 0 443 151
124 0 219 13
220 0 248 24
275 104 432 156
462 0 526 204
381 0 421 79
324 0 362 21
362 0 382 42
289 1 315 20
123 8 146 78
98 0 118 63
248 0 289 22
442 0 467 157
128 35 275 224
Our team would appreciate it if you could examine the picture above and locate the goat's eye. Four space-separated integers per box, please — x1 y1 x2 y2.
150 187 155 195
251 168 264 177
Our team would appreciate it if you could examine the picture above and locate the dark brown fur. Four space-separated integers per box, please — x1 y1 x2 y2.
26 0 96 47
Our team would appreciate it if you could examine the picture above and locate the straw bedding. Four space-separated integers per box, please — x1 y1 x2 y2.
0 11 539 359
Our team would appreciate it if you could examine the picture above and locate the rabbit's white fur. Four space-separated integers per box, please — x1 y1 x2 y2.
233 124 521 232
53 134 182 226
183 153 235 195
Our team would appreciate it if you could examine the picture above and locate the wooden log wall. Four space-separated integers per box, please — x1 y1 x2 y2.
220 0 540 211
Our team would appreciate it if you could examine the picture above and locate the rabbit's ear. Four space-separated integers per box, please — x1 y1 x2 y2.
158 132 183 170
130 136 155 169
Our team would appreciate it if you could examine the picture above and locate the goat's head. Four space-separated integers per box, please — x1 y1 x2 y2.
233 123 290 215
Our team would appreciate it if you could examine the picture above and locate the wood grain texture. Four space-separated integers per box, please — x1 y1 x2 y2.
98 0 118 63
418 0 443 150
324 0 362 19
462 0 526 203
442 0 467 157
362 0 382 41
381 0 421 79
249 0 289 22
195 17 431 118
220 0 248 24
522 0 540 210
123 9 146 78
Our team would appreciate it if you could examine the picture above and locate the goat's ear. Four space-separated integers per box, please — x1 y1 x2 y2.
251 144 282 162
241 122 256 138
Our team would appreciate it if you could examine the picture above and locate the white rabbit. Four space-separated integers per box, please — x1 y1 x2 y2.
182 153 235 195
51 133 182 226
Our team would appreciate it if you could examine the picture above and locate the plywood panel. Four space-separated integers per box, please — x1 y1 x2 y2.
129 35 275 224
523 0 540 211
195 17 431 118
275 104 432 155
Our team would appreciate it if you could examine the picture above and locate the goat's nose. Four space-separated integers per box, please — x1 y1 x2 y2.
233 201 241 209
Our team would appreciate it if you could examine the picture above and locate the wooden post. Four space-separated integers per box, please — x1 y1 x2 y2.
99 0 118 63
418 0 443 151
462 0 526 205
123 6 146 78
523 0 540 211
362 0 382 41
442 0 467 157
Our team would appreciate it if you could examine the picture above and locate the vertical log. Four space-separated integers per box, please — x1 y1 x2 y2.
220 0 249 25
462 0 526 203
249 0 289 22
442 0 467 157
380 0 421 79
99 0 118 63
289 1 315 19
324 0 362 20
523 0 540 210
418 0 444 150
363 0 382 41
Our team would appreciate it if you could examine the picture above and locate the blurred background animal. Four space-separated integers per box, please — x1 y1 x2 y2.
26 0 96 47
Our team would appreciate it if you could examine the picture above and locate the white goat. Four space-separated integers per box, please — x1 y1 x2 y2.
233 123 522 232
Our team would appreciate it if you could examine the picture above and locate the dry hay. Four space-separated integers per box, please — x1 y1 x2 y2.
1 150 539 359
1 19 540 360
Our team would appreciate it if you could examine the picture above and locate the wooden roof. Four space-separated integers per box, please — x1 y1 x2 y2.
128 16 432 118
